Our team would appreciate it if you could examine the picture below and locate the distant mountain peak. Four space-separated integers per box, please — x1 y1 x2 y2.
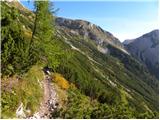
123 39 135 45
124 29 159 78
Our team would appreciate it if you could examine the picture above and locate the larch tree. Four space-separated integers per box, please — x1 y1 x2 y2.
31 0 64 70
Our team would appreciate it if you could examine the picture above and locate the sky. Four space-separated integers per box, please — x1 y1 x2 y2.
20 0 159 42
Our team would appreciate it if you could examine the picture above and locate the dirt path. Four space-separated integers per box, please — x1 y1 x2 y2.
29 75 58 119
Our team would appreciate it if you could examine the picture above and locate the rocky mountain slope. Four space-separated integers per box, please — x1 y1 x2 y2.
56 17 129 54
1 1 159 119
123 39 134 45
124 30 159 78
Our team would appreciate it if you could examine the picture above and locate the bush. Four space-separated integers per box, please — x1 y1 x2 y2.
53 73 70 90
1 3 38 76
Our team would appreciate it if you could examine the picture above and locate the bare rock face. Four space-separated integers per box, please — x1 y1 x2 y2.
55 17 128 54
124 30 159 78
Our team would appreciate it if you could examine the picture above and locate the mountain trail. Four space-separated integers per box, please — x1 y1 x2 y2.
28 74 59 119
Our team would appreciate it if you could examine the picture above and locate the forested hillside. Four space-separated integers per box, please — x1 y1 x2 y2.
1 1 159 119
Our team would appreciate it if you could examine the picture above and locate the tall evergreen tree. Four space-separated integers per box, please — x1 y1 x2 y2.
31 0 64 69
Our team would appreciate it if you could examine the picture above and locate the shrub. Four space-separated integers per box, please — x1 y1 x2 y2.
53 73 70 90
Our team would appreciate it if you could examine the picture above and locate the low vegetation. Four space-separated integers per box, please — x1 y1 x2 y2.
52 73 70 90
1 65 43 118
51 86 158 119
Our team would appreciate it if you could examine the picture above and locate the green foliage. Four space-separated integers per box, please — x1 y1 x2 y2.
56 32 158 116
31 1 65 70
1 1 66 76
56 52 121 105
55 87 94 119
1 89 19 118
1 1 68 118
52 87 158 119
107 45 158 110
1 3 37 76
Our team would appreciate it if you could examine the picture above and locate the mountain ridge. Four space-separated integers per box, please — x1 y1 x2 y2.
124 29 159 78
55 17 129 55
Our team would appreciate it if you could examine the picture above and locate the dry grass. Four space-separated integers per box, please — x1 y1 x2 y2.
1 65 44 118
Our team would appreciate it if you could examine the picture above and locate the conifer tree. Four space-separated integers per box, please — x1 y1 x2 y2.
31 0 64 69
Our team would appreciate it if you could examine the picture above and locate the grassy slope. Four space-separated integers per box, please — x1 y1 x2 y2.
1 65 44 118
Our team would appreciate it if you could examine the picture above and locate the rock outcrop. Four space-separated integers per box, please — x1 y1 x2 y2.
55 17 129 54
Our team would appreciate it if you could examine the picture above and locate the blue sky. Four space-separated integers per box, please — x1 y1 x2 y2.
20 0 158 41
